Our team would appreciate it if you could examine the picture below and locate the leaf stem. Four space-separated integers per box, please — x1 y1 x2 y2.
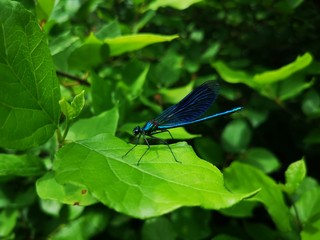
61 117 70 144
56 117 70 147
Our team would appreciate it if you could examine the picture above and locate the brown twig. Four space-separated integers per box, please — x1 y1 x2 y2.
56 70 91 87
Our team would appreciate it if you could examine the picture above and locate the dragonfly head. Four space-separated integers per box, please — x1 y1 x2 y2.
133 126 141 136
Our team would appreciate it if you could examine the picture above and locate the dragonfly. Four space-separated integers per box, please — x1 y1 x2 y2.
123 81 243 165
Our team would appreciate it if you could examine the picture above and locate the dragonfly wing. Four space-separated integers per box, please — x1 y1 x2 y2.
154 81 219 128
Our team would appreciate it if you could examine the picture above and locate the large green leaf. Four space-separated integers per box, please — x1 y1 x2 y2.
0 1 60 149
37 134 257 219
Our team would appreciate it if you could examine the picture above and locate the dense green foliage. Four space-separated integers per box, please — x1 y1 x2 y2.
0 0 320 239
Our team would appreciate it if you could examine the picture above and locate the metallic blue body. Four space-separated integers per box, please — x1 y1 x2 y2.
125 81 243 165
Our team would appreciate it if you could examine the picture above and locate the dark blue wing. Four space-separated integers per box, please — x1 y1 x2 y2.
154 81 219 128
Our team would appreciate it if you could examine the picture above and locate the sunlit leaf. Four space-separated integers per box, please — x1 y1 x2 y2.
36 172 98 206
39 134 257 219
283 159 306 194
211 61 254 87
147 0 203 10
0 209 19 237
104 34 179 56
253 53 313 84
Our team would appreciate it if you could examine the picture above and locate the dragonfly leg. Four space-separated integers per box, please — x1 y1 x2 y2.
123 134 141 158
149 134 181 164
137 135 151 166
162 129 174 140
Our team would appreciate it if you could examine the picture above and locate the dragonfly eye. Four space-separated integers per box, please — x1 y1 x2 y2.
133 126 141 136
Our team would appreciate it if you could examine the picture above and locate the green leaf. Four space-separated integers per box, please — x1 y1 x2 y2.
170 208 211 240
159 81 194 104
36 171 98 206
50 32 80 71
67 107 119 141
148 49 183 87
302 90 320 117
244 223 279 240
277 76 314 101
219 201 258 218
70 90 85 118
201 43 220 61
95 21 121 39
241 148 281 174
245 108 269 128
147 0 203 10
304 128 320 145
68 33 110 69
212 53 313 100
104 34 179 56
90 71 114 113
0 184 36 208
59 91 85 120
59 99 74 119
128 64 150 100
46 133 256 219
0 1 61 149
194 138 223 166
294 186 320 224
39 199 63 217
301 217 320 240
36 0 55 20
142 217 177 240
49 209 109 239
283 159 306 194
211 61 255 86
139 94 163 114
253 53 313 84
0 154 45 177
221 119 252 153
0 209 19 238
224 162 291 232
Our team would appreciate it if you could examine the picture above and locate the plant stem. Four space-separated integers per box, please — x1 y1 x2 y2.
61 117 70 143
